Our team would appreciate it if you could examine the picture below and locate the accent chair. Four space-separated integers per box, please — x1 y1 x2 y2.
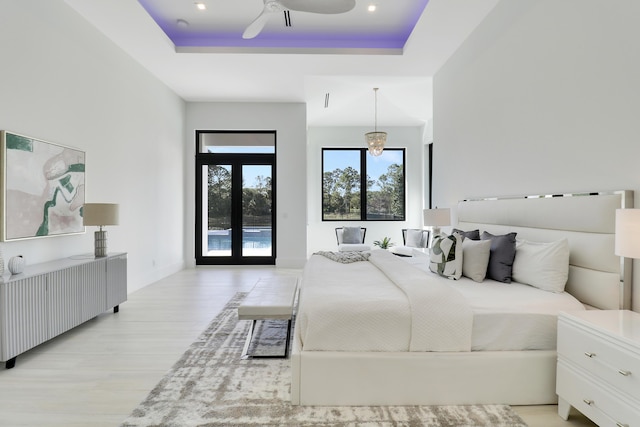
335 227 370 252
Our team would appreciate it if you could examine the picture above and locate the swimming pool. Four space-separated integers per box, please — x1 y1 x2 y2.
207 228 272 251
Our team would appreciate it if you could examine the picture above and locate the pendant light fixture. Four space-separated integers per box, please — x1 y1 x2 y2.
365 87 387 156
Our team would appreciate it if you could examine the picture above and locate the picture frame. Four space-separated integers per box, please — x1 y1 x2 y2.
1 131 86 241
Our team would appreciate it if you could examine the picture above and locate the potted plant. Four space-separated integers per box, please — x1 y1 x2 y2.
373 237 394 250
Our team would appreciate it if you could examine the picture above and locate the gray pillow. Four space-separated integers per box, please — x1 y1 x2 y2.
481 231 517 283
453 228 480 241
342 227 362 244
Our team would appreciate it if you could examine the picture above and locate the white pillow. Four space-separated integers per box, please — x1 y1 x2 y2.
512 238 570 293
429 233 463 280
461 239 491 282
406 229 425 247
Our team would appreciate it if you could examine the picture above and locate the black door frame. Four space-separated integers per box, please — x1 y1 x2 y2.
195 130 276 266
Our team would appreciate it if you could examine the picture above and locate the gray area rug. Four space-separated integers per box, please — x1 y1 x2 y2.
121 293 528 426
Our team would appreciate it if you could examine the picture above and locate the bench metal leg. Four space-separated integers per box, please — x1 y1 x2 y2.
241 320 258 360
240 319 292 360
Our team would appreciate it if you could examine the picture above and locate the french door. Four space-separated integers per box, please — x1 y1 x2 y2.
195 131 276 265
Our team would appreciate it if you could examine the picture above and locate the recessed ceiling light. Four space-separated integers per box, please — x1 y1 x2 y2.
176 19 189 28
368 4 377 12
195 2 206 10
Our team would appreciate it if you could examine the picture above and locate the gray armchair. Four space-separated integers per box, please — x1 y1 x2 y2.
402 229 430 248
390 228 430 257
335 227 370 252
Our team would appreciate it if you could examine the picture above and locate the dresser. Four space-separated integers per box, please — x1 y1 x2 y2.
0 253 127 369
556 310 640 427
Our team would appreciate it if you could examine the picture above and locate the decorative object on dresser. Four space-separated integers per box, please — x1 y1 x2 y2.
423 207 450 247
0 131 85 241
0 253 127 369
82 203 119 257
556 310 640 427
7 255 24 275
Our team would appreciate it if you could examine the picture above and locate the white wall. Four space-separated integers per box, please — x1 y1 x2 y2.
0 1 186 293
185 102 307 268
433 0 640 310
307 126 426 255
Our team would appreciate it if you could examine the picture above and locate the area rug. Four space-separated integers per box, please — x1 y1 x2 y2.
121 293 528 427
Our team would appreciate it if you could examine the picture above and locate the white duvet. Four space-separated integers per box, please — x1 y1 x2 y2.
298 250 473 352
297 250 586 352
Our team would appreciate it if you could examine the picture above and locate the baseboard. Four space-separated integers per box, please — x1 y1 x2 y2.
128 260 186 293
276 257 307 269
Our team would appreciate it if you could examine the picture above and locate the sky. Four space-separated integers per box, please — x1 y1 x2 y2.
323 149 403 189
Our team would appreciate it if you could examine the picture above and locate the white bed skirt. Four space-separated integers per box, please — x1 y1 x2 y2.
291 332 558 406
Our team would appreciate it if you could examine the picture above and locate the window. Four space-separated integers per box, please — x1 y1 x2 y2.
322 148 405 221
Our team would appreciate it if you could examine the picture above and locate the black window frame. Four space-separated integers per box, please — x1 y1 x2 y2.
321 147 406 222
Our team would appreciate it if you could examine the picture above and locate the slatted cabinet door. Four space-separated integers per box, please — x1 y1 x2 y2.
0 274 48 362
107 254 127 311
48 268 82 338
78 259 107 323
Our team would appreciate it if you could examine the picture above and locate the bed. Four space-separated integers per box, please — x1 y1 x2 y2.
291 191 633 406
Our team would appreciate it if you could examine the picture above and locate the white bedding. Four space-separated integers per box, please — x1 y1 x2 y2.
298 250 586 352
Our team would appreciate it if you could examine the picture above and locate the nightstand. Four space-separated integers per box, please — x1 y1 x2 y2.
556 310 640 427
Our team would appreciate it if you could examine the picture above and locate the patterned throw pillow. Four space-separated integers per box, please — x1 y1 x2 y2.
429 232 463 280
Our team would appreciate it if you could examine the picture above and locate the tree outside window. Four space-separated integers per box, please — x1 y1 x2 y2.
322 148 405 221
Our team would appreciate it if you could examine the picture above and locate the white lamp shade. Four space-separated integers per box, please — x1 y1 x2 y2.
83 203 119 227
615 209 640 258
423 208 451 227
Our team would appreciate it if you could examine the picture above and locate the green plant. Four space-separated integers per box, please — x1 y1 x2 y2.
373 237 394 249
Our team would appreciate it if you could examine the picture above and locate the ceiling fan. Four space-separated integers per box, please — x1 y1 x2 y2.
242 0 356 39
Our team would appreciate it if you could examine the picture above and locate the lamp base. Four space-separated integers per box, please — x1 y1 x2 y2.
94 230 108 257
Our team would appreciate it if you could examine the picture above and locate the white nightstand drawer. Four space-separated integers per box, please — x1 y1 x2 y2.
557 361 640 427
558 320 640 399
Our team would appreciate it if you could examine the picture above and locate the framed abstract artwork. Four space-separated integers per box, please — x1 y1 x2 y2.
1 131 86 241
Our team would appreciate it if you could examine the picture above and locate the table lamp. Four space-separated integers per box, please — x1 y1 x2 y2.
83 203 119 257
615 208 640 258
423 207 451 246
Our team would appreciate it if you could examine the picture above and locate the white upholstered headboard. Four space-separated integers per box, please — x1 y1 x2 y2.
456 191 633 310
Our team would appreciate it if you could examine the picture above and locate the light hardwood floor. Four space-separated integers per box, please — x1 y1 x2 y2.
0 266 596 427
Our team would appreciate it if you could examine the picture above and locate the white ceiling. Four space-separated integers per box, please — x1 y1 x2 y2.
64 0 499 127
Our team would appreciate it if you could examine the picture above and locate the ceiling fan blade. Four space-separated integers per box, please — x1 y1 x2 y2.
280 0 355 14
242 9 274 39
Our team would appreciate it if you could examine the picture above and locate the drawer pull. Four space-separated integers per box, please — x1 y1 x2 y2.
616 423 628 427
583 399 594 406
584 352 596 358
618 369 631 376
